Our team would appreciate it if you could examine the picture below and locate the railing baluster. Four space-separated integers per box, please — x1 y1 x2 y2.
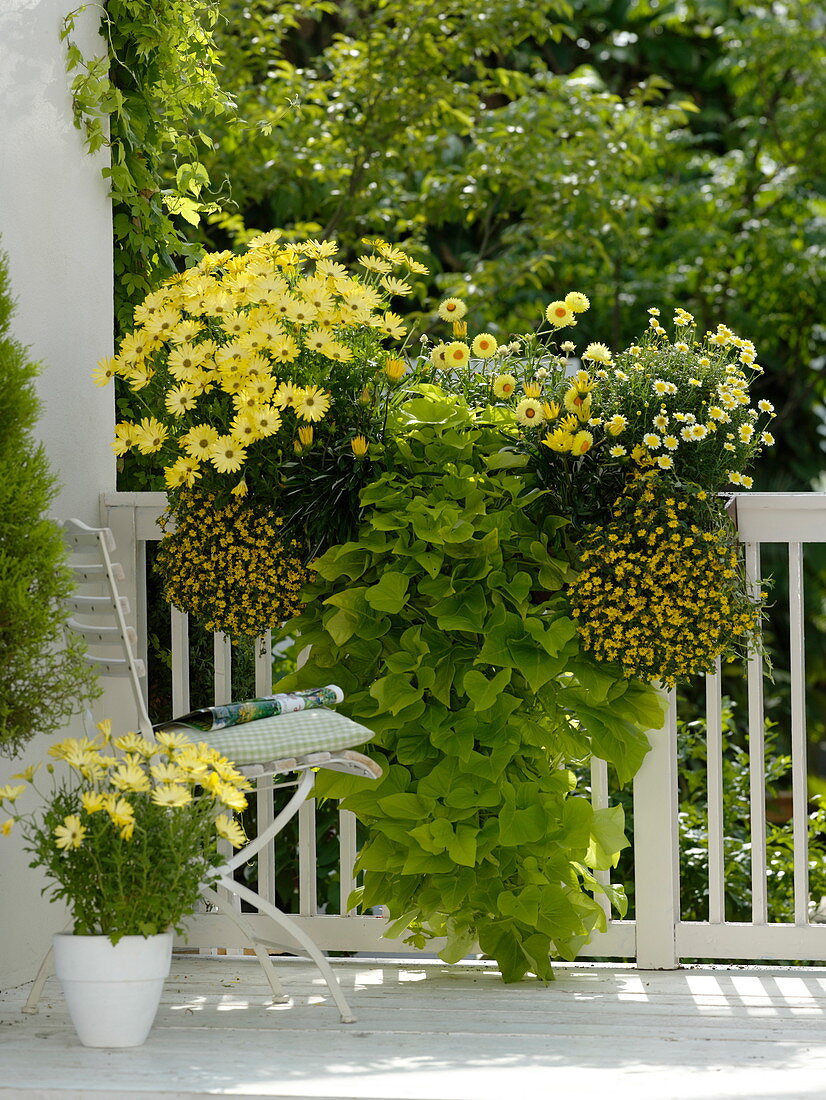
170 607 190 718
745 541 768 925
590 756 611 921
298 797 318 916
253 631 277 906
789 542 809 926
339 809 358 916
706 660 725 923
213 632 232 706
254 630 273 696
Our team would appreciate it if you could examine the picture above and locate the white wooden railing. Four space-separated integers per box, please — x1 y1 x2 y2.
101 491 826 967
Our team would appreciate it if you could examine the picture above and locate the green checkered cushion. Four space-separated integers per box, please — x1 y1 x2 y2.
166 707 375 766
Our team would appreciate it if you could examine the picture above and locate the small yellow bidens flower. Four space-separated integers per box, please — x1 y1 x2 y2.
437 297 467 322
350 435 369 458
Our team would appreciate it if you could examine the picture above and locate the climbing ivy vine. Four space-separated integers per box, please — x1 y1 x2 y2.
61 0 236 333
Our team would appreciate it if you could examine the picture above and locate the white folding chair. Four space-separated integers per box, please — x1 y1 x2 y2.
23 518 380 1024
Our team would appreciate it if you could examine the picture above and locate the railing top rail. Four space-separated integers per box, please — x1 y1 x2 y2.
104 490 826 546
729 493 826 544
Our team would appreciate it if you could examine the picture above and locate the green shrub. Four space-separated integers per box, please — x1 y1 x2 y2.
0 250 99 756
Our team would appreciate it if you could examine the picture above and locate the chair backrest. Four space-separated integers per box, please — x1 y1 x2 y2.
62 519 154 739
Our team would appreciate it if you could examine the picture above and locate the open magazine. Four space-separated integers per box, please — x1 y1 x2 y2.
154 685 344 733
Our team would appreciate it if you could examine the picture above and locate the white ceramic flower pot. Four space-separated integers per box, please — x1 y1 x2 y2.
53 931 173 1048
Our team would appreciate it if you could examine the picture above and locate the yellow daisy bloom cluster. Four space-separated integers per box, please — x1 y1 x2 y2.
570 477 765 686
102 232 423 496
155 491 308 639
35 725 250 843
1 721 251 939
428 297 502 368
592 310 773 491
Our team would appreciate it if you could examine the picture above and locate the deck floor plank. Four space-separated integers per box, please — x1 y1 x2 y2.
2 957 826 1099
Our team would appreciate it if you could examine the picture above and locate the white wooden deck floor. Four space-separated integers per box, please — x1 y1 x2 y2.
3 955 826 1099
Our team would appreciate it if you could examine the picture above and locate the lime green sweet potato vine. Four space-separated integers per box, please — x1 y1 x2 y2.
276 389 665 982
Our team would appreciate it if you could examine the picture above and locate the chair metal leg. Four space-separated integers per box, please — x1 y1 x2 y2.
199 886 289 1004
218 875 357 1024
21 947 54 1014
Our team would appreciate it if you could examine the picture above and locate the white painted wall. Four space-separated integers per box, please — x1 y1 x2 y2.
0 0 113 989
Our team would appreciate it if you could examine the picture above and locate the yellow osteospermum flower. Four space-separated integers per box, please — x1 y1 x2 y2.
0 784 26 804
154 730 192 753
381 311 407 339
214 813 247 848
134 417 168 455
54 814 86 850
214 781 248 812
471 333 498 358
1 819 14 836
437 298 467 322
210 436 247 474
114 732 155 756
92 357 118 386
150 761 187 784
606 414 628 436
112 761 151 793
182 424 220 459
351 435 369 458
381 275 413 297
295 385 332 422
81 790 107 814
151 785 193 808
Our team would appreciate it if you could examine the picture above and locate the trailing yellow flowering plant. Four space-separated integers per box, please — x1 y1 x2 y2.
155 491 309 638
569 475 765 686
0 722 251 942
